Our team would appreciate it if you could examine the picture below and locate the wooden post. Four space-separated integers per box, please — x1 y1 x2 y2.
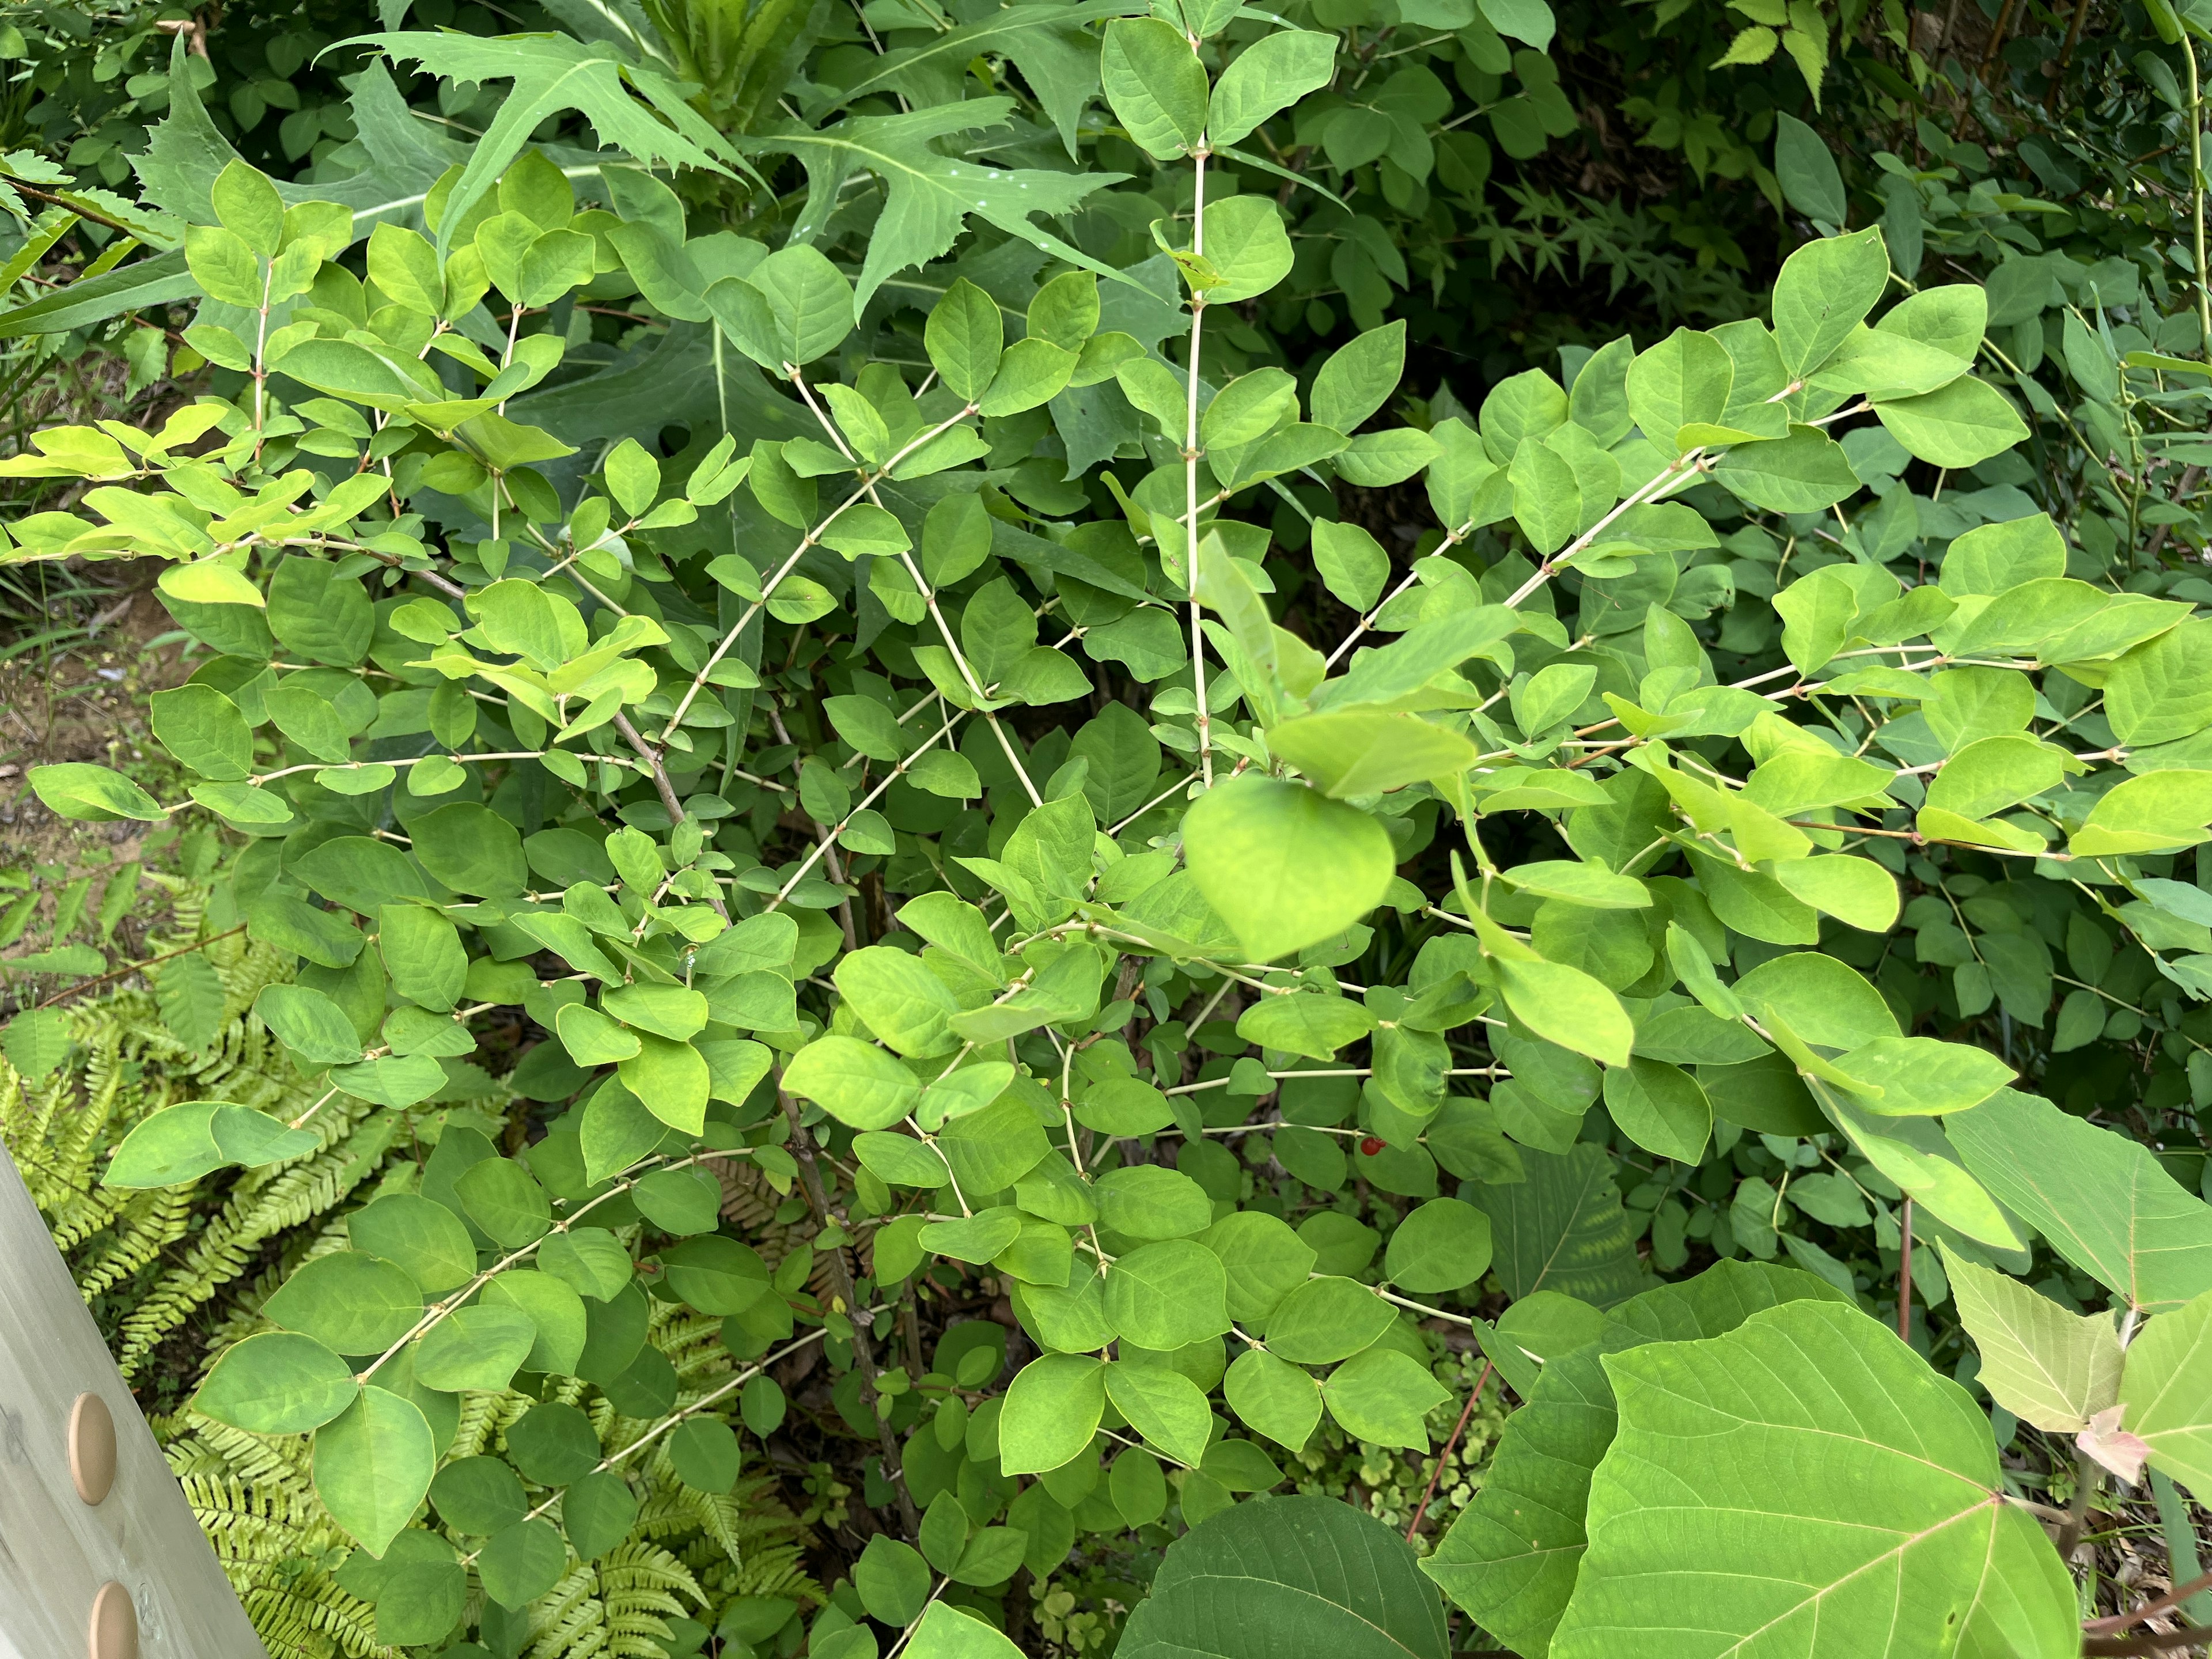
0 1142 268 1659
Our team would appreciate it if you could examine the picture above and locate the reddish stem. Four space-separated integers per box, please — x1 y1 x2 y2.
1406 1358 1493 1543
1897 1196 1914 1343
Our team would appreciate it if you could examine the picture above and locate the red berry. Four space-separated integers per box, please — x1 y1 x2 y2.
1360 1137 1384 1157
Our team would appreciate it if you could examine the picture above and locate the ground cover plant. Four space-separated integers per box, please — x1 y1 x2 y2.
7 1 2212 1656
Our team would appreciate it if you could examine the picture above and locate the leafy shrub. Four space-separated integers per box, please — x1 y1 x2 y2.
10 4 2212 1657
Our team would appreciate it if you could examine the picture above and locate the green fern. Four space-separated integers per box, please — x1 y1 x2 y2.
10 904 821 1659
167 1421 397 1659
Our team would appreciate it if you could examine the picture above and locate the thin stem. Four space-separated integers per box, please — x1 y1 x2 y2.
1186 142 1215 790
2089 1569 2212 1635
2081 1623 2212 1657
1896 1195 1914 1343
2056 1448 2099 1561
1404 1358 1492 1541
779 1089 921 1535
31 923 247 1011
2190 36 2211 351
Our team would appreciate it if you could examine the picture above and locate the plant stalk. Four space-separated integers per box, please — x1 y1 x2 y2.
1187 141 1213 790
1896 1195 1913 1342
779 1089 921 1536
2190 34 2211 353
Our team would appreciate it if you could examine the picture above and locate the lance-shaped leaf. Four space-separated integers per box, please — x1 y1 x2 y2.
741 100 1129 313
363 32 736 251
1548 1300 2077 1659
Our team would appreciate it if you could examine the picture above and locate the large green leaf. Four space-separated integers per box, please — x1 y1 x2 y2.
1424 1263 1845 1656
1469 1143 1647 1308
1551 1301 2076 1659
2120 1288 2212 1501
1948 1088 2212 1313
1119 1495 1450 1658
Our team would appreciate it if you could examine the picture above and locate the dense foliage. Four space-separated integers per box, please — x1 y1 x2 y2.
9 0 2212 1656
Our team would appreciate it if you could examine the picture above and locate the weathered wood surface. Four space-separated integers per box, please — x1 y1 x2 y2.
0 1142 269 1659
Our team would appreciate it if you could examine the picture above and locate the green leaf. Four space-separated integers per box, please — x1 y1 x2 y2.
1234 993 1374 1059
1470 1143 1646 1307
668 1416 743 1493
479 1517 567 1609
1771 854 1898 931
104 1099 317 1187
979 337 1078 418
28 763 165 823
740 101 1124 315
430 1457 528 1536
370 33 734 253
1946 1249 2121 1433
414 1302 539 1391
1266 1275 1396 1363
1120 1494 1449 1659
1310 518 1391 611
1207 29 1337 147
1384 1198 1493 1292
154 952 227 1052
264 1250 425 1356
483 1270 588 1374
1224 1349 1323 1453
1491 957 1634 1070
1103 1238 1231 1350
1203 195 1294 304
540 1229 634 1301
1626 327 1733 453
453 1156 552 1248
196 1331 360 1433
149 683 252 780
1183 776 1395 962
657 1235 771 1316
1834 1035 2013 1115
1770 226 1888 377
834 946 961 1057
783 1034 923 1128
908 1602 1025 1659
925 276 1003 403
1772 111 1845 224
1322 1349 1451 1449
859 1536 934 1627
1601 1057 1713 1163
2120 1289 2212 1501
1948 1088 2212 1313
1310 321 1405 437
616 1033 710 1135
1103 18 1209 159
1548 1300 2075 1659
315 1387 437 1558
1874 374 2030 468
1712 425 1860 512
256 983 366 1065
1001 1354 1107 1474
1423 1262 1852 1654
1268 710 1478 797
1107 1358 1214 1467
350 1193 478 1294
563 1468 639 1560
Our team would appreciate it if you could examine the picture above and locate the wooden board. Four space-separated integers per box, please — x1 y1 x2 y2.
0 1142 270 1659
